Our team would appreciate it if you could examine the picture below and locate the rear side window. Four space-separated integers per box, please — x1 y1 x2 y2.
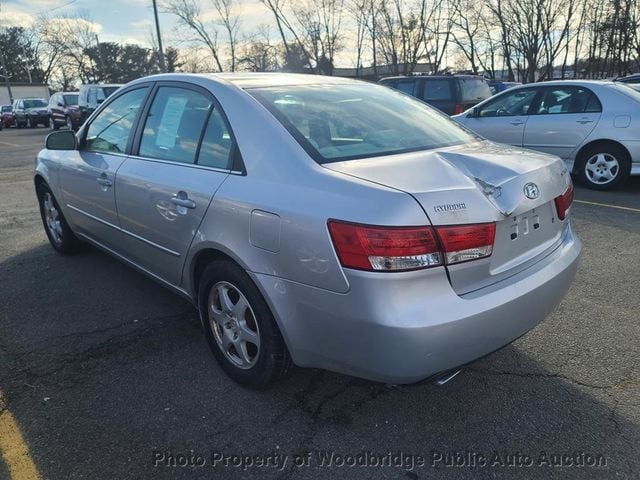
139 86 212 164
85 87 148 153
537 87 602 114
198 108 233 169
421 79 452 101
459 78 492 102
395 80 418 96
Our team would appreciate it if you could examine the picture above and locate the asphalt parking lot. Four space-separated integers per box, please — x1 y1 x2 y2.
0 127 638 480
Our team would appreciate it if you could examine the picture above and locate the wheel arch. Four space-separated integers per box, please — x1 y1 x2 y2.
189 246 250 303
574 139 631 173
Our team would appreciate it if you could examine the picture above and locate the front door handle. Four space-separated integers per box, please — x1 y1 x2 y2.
171 191 196 210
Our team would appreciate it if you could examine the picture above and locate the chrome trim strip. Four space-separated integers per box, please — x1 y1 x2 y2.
125 154 242 175
66 204 120 230
120 228 181 257
66 204 181 257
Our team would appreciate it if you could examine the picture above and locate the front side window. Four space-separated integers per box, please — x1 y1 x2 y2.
85 87 148 153
249 84 475 163
478 88 539 117
422 79 453 101
139 86 212 164
536 87 602 114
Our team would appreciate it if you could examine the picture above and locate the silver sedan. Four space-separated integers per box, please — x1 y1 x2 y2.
454 80 640 190
35 73 581 388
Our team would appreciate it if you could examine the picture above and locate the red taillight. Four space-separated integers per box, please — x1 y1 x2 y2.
435 223 496 265
454 104 465 115
328 220 495 272
554 180 574 221
327 221 441 271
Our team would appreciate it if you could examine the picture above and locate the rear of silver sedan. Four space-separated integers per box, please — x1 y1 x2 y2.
247 83 581 384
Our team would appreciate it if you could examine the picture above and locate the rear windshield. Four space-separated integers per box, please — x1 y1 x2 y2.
63 94 78 105
459 78 492 102
23 99 47 108
249 84 475 164
613 83 640 102
422 79 452 101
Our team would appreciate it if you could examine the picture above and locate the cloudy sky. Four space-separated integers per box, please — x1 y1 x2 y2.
0 0 269 48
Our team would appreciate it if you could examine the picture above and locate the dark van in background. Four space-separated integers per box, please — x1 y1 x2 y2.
78 84 123 121
379 75 492 115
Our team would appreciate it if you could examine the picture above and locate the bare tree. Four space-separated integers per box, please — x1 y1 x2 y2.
165 0 224 71
213 0 241 71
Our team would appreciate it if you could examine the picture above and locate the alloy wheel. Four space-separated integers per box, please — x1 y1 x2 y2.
208 281 261 369
584 153 619 185
43 192 63 245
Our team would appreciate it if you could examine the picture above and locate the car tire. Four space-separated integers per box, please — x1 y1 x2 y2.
49 117 59 130
36 183 83 255
198 259 291 389
577 144 630 190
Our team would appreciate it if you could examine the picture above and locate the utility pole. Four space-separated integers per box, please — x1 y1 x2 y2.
152 0 166 73
0 48 13 104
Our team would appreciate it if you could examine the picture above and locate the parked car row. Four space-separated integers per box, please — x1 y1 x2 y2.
1 83 122 132
381 74 640 190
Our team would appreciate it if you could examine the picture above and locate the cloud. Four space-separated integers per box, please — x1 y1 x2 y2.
46 16 103 34
0 5 35 27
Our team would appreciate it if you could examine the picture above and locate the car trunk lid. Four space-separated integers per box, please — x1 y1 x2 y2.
324 140 572 294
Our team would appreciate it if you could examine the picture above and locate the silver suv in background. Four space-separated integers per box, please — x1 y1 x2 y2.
454 80 640 190
78 84 122 122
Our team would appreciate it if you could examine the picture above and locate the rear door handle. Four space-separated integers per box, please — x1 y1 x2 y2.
576 119 594 124
510 121 525 126
171 192 196 209
96 174 112 188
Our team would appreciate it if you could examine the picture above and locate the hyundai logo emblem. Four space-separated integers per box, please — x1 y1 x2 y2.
523 182 540 199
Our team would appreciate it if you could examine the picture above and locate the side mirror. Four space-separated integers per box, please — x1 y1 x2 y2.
96 98 104 104
46 130 77 150
470 107 481 118
57 102 64 107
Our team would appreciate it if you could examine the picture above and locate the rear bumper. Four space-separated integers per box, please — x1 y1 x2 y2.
252 223 581 384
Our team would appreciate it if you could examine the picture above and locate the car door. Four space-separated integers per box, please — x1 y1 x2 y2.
522 86 602 159
459 87 541 146
58 86 150 250
114 83 234 286
14 100 23 125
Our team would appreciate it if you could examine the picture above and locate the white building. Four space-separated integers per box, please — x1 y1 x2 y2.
0 83 50 106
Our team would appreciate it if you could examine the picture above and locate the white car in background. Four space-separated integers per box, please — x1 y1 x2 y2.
454 80 640 190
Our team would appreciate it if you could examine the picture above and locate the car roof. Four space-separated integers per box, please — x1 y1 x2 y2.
380 75 484 81
80 84 124 88
127 72 359 90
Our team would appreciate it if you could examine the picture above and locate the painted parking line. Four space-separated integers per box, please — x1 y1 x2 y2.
0 140 20 147
0 407 41 480
574 199 640 213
